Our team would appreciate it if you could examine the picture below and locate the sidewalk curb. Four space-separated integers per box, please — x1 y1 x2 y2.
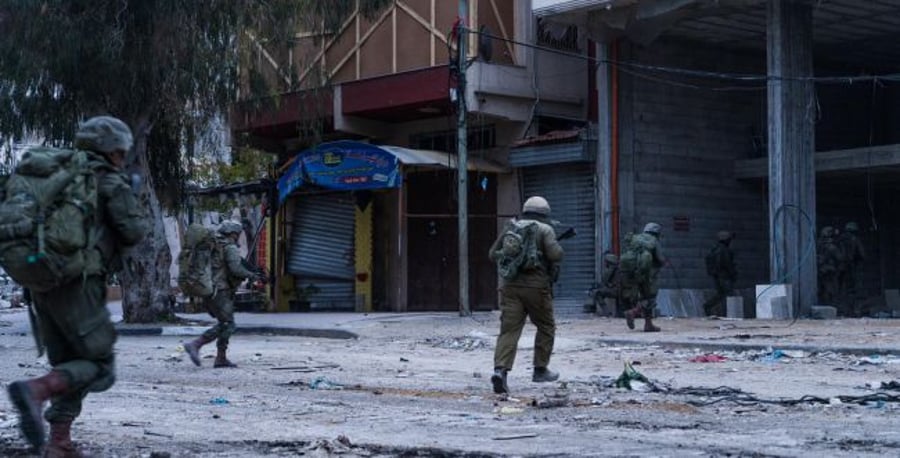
595 338 898 357
115 325 358 340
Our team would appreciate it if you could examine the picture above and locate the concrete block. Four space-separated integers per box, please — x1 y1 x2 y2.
885 290 900 312
756 284 793 319
771 296 790 320
726 296 744 319
811 305 838 320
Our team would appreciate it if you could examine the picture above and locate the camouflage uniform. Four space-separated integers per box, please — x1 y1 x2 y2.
184 221 259 368
620 223 666 332
702 231 737 317
33 158 146 421
817 227 843 305
837 222 865 314
7 116 147 454
489 196 564 394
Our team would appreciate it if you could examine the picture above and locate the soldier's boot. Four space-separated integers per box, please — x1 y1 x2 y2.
643 316 661 333
183 336 214 367
42 420 81 458
532 367 559 383
490 367 509 394
624 306 643 330
213 346 238 369
7 370 70 449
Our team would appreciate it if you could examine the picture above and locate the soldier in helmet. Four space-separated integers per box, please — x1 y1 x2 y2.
7 116 148 455
702 231 737 317
837 221 866 315
488 196 564 394
183 220 264 368
817 226 843 305
618 222 666 332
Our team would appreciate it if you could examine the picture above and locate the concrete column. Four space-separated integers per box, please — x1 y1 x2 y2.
767 0 816 317
596 42 613 274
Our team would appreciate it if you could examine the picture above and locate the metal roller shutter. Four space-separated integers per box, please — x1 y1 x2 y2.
523 164 596 314
288 193 355 310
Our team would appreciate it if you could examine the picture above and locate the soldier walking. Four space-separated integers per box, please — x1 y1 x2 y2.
7 116 148 456
488 196 564 394
817 226 843 306
702 231 737 317
619 223 666 332
183 221 264 368
837 221 866 315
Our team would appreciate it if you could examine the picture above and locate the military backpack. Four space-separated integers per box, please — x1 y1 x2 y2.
177 223 221 298
495 219 542 280
619 232 654 280
0 148 108 292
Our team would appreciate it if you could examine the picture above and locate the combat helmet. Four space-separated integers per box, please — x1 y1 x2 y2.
820 226 835 238
522 196 551 216
643 222 661 236
74 116 133 154
845 221 859 233
218 220 243 236
717 230 733 241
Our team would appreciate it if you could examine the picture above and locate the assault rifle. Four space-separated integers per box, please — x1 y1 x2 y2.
557 226 576 241
550 225 576 285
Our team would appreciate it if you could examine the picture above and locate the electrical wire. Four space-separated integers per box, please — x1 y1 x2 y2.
465 28 900 90
761 204 817 325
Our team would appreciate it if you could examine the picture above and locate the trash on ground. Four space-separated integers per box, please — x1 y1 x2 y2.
309 376 344 390
423 335 487 351
615 362 653 390
497 406 524 415
492 433 538 440
209 397 229 405
689 354 728 363
532 391 569 408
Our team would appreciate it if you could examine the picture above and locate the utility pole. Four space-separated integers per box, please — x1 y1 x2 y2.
457 0 470 316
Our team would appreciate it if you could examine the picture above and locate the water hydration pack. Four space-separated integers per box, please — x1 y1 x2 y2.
495 219 541 280
0 147 104 292
177 223 220 297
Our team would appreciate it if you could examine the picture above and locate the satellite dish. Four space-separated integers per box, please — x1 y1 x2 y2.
478 25 493 62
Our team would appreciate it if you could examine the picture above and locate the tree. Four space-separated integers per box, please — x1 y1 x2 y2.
0 0 390 322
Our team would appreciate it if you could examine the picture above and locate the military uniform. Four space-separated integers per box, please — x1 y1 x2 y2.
33 159 146 422
837 222 865 314
184 221 259 368
489 196 564 394
702 232 737 317
817 227 843 305
200 235 257 356
7 116 147 455
620 223 666 332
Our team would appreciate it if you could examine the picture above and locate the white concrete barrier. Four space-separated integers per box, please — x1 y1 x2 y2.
756 284 793 319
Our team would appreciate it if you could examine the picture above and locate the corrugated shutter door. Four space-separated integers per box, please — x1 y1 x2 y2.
288 193 355 310
523 164 595 314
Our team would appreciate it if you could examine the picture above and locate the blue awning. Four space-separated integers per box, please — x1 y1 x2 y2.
277 141 507 204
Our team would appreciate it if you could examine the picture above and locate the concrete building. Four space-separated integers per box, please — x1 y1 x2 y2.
233 0 900 317
232 0 593 313
536 0 900 317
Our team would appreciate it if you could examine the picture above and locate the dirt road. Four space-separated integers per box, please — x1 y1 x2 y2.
2 312 900 457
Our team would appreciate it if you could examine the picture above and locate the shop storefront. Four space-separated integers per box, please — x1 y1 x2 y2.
275 141 507 312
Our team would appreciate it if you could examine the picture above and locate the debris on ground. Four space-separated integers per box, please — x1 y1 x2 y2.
492 433 538 440
615 362 655 391
422 333 489 351
689 354 728 363
532 389 569 408
309 376 344 390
